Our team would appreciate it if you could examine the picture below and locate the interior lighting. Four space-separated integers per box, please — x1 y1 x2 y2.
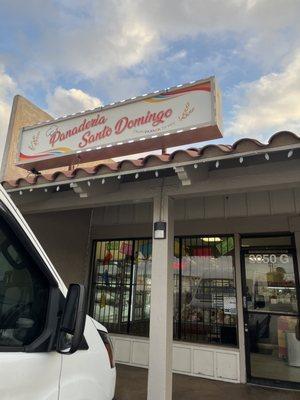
202 237 222 243
288 150 293 158
265 153 270 160
215 160 220 168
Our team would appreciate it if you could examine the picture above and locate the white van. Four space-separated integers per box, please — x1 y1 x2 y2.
0 184 116 400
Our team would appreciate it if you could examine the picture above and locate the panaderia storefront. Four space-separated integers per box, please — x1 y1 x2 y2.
2 79 300 398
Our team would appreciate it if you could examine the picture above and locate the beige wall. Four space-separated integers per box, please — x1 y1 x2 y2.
25 209 92 286
24 193 300 289
1 95 53 182
1 95 114 183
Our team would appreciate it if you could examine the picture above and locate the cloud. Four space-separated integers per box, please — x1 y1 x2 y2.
46 87 102 117
4 0 300 84
226 52 300 139
0 66 16 160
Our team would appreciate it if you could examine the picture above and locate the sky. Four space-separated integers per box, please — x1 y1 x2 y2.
1 0 300 161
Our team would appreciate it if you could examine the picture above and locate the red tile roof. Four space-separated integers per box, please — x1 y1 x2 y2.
2 131 300 189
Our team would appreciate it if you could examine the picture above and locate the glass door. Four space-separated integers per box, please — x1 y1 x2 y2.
241 236 300 388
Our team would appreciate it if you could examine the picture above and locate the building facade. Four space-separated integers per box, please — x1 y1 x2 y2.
1 96 300 396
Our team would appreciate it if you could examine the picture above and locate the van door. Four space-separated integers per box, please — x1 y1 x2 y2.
0 205 62 399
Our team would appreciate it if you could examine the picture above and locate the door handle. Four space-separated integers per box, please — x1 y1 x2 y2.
296 319 300 341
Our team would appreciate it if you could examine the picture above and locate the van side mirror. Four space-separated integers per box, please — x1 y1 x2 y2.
57 284 86 354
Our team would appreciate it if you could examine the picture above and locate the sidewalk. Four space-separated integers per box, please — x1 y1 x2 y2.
115 364 300 400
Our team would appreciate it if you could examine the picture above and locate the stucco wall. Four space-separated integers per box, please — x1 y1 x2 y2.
25 209 92 286
1 95 53 182
24 190 300 286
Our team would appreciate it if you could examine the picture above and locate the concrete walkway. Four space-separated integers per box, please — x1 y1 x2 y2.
115 364 300 400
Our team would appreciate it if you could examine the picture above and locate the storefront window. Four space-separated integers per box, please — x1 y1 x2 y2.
178 236 237 345
91 236 237 346
91 239 152 335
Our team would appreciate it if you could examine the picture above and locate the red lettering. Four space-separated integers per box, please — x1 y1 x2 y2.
115 117 128 135
79 126 112 148
114 108 173 135
165 108 172 118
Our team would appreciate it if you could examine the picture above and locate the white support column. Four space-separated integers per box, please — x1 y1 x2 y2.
234 233 247 383
147 195 174 400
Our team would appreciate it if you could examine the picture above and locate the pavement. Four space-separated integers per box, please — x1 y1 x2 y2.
115 364 300 400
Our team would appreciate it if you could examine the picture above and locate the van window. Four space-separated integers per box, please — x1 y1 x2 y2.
0 218 49 347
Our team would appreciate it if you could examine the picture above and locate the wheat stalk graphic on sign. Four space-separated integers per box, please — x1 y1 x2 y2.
178 102 195 121
28 132 40 151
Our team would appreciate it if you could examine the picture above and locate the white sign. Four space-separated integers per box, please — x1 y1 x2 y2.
224 297 237 315
17 77 222 171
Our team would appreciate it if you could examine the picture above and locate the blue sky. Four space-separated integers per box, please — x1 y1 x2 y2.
1 0 300 158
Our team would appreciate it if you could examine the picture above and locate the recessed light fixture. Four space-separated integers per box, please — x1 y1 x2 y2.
202 237 222 243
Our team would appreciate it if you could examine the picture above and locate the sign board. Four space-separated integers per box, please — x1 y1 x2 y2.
17 77 222 171
224 297 237 315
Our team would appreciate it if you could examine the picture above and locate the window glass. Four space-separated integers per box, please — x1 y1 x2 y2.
92 240 132 334
0 219 49 347
173 238 180 339
244 251 298 314
248 313 300 382
180 236 237 345
242 236 292 248
91 236 238 347
130 239 152 336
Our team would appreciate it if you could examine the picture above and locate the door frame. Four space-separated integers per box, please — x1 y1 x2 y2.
240 233 300 390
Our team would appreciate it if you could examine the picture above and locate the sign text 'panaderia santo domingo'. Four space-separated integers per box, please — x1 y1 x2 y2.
17 77 222 171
